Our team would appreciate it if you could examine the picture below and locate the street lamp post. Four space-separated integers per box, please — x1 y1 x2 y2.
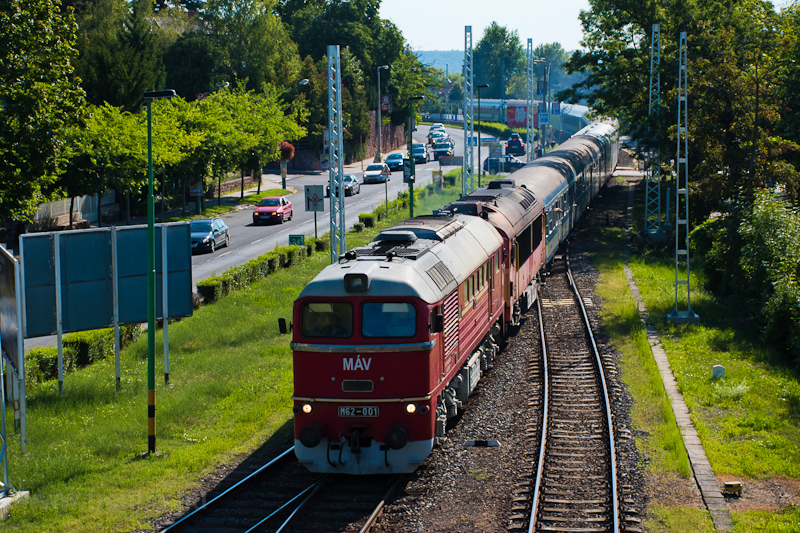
375 65 389 162
540 59 551 152
144 89 176 456
476 84 488 185
408 96 424 217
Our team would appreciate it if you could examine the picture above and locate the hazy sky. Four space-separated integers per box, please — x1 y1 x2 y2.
378 0 790 54
379 0 591 54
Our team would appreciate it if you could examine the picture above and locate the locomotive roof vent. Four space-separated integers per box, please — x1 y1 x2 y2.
375 230 417 243
488 179 516 189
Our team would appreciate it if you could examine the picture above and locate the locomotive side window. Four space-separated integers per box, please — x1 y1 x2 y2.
302 302 353 338
362 302 416 337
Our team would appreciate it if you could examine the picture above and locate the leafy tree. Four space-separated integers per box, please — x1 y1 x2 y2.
163 32 226 100
204 0 301 92
0 0 86 226
473 22 524 100
561 0 799 217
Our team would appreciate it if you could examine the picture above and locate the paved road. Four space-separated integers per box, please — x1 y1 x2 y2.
190 124 477 286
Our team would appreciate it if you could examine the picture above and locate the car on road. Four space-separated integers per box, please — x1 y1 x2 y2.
505 133 525 155
483 154 527 174
191 217 229 253
326 174 361 197
363 163 391 184
432 140 454 160
427 130 447 145
411 143 429 164
385 153 404 171
253 196 293 225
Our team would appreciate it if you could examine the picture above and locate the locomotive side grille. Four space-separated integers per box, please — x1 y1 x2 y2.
342 380 374 392
516 187 537 210
443 289 460 358
426 261 456 291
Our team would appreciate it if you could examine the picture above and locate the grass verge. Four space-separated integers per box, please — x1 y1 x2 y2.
3 172 468 532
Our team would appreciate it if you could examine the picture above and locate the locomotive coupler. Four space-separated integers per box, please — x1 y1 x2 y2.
349 428 364 463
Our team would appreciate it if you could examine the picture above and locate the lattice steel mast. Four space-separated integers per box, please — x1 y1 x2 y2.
644 23 662 233
462 26 474 195
526 38 535 163
327 45 345 263
669 32 699 323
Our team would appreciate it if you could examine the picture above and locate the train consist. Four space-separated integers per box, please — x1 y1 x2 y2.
289 122 619 474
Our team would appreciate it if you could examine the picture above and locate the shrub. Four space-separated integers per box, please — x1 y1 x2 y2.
354 222 364 232
315 239 328 252
359 214 376 228
197 277 224 303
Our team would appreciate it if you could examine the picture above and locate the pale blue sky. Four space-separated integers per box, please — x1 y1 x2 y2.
379 0 790 54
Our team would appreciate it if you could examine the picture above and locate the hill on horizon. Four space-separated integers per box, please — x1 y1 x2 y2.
415 50 464 73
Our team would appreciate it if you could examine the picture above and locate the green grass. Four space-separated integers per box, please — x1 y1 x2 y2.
629 254 800 480
3 174 466 532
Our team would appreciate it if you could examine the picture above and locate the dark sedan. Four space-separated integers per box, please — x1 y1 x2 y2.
483 155 527 174
190 217 229 253
385 153 404 171
505 133 526 155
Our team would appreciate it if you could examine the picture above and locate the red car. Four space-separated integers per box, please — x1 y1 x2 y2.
253 196 293 225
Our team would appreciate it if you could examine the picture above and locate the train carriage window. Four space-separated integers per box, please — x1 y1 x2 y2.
302 302 353 338
362 302 416 337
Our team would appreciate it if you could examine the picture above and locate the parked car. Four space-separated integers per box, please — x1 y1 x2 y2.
483 155 527 174
326 174 361 197
432 140 454 160
362 163 391 183
411 143 429 164
253 196 293 225
505 133 525 155
385 153 404 171
190 217 229 253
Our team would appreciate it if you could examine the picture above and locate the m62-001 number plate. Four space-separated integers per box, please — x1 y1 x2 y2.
338 406 379 417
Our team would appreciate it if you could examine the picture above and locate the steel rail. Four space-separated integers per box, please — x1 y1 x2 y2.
358 475 403 533
160 446 295 532
527 297 549 533
566 251 620 533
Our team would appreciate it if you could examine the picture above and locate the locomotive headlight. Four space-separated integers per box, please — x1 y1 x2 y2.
405 402 417 414
344 273 369 293
301 402 314 414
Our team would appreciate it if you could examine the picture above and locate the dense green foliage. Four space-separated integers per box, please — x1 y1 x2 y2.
691 191 800 362
561 0 799 217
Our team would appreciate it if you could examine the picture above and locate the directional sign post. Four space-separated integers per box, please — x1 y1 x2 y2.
305 185 324 238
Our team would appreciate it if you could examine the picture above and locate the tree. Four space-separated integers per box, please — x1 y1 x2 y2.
204 0 301 92
163 32 226 101
561 0 799 217
473 22 524 100
0 0 86 226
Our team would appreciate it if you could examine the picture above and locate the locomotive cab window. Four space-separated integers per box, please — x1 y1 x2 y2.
302 302 353 338
362 302 416 338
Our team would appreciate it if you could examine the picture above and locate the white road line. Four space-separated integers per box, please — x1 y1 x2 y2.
251 238 264 244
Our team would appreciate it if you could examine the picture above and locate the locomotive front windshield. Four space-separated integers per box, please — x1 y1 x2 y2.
302 302 353 338
362 302 416 338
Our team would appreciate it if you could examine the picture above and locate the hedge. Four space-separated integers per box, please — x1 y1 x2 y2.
25 325 141 386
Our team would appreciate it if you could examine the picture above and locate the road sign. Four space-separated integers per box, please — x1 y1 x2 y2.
552 102 561 114
403 159 413 183
289 235 304 245
380 95 392 111
320 155 329 171
439 156 463 166
305 185 324 212
539 113 550 125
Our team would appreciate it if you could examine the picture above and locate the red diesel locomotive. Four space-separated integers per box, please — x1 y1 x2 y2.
290 122 618 474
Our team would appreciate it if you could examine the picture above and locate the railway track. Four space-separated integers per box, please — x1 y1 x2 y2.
529 250 621 533
159 446 402 533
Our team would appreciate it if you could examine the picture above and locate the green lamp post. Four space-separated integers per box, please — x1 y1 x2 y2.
144 89 176 455
407 96 424 217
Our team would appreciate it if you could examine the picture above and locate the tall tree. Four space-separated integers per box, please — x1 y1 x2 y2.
0 0 86 225
473 22 524 100
204 0 301 92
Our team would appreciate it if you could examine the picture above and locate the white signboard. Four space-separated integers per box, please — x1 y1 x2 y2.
305 185 325 212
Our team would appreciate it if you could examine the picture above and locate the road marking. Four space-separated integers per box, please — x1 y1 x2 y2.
251 238 264 244
219 251 231 257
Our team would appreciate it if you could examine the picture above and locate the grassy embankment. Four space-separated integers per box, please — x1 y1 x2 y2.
590 177 800 532
3 176 466 532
